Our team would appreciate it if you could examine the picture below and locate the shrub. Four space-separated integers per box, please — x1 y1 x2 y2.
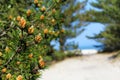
52 51 66 61
0 0 64 79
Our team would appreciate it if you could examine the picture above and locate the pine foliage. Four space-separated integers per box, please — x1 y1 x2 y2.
83 0 120 51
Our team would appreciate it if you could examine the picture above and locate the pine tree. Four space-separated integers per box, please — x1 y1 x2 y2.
59 0 87 51
83 0 120 51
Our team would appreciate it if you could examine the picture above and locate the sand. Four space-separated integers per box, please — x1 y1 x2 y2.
37 54 120 80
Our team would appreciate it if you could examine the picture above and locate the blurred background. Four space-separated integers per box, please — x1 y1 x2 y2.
51 0 105 51
40 0 120 80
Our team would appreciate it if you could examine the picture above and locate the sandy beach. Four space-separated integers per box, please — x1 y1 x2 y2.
38 53 120 80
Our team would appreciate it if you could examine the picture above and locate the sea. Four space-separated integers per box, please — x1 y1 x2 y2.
79 45 102 50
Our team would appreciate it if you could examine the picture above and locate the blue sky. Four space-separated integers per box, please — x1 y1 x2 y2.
51 23 105 50
67 23 105 50
73 0 105 49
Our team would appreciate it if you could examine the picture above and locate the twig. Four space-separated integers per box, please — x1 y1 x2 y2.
4 46 22 66
4 52 17 66
0 21 15 38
